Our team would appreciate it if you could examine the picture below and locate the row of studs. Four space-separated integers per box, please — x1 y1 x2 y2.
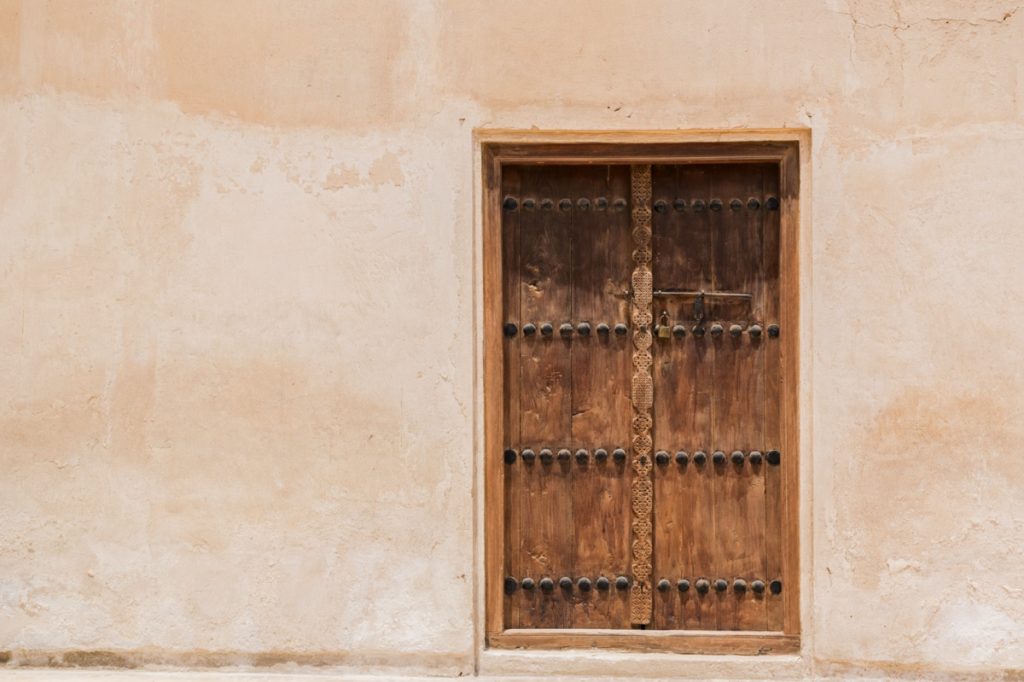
504 322 781 338
505 448 781 466
505 576 782 595
502 197 780 212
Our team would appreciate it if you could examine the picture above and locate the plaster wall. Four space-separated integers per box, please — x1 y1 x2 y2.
1 1 1023 679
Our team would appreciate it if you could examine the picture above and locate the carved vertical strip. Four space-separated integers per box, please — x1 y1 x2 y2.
629 164 654 625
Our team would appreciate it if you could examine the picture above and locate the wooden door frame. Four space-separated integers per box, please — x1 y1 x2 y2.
480 132 804 655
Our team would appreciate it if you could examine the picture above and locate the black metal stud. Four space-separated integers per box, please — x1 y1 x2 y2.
522 577 536 590
731 450 745 464
675 451 689 464
693 450 707 465
729 198 743 210
612 198 627 211
596 322 610 335
504 576 518 593
615 576 630 590
752 580 765 594
678 579 691 592
768 324 780 338
657 579 671 592
557 449 571 462
559 323 574 337
673 198 686 211
770 580 783 595
539 577 554 592
577 322 591 336
710 198 723 211
766 450 781 466
766 196 780 210
613 448 627 463
503 197 518 211
594 448 608 462
614 323 628 336
539 448 553 464
655 450 670 465
522 323 537 336
672 324 686 338
523 198 536 210
710 323 724 337
748 450 763 465
748 324 763 338
714 579 728 592
712 450 726 464
578 577 592 592
541 322 554 337
692 199 706 212
734 579 748 593
695 578 710 594
727 324 742 337
559 198 572 211
521 448 536 462
504 323 518 337
747 197 761 210
575 449 589 463
540 198 553 210
578 198 591 210
692 325 706 338
654 199 668 213
504 448 517 464
595 197 608 210
596 576 610 590
559 576 573 590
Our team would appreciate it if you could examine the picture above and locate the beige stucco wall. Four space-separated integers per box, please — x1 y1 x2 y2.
1 1 1023 679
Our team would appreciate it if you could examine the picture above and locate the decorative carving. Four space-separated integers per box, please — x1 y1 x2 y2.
629 164 654 625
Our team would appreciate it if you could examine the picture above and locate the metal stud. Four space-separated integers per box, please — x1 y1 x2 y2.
710 323 724 337
539 577 554 592
577 198 591 210
693 450 707 465
559 323 574 337
710 198 723 211
655 450 670 465
596 322 610 335
594 448 608 462
503 197 518 211
692 199 706 212
695 578 710 594
749 324 763 338
540 198 553 210
523 198 536 210
657 579 671 592
504 448 517 464
768 324 780 338
596 576 610 590
522 323 537 336
612 198 627 211
614 323 628 336
559 576 573 590
577 322 591 336
734 579 748 593
612 448 627 462
752 580 765 594
747 197 761 210
675 450 689 464
729 198 743 210
539 448 553 464
504 323 518 337
595 197 608 210
714 579 728 592
575 448 589 463
521 448 536 462
615 576 630 590
673 198 686 211
541 322 554 336
729 324 743 337
712 450 726 464
557 448 571 462
766 449 781 466
766 196 780 210
770 580 783 595
559 198 572 211
504 576 518 593
522 577 535 590
692 325 706 338
672 324 686 338
654 199 668 213
748 450 763 465
678 579 691 592
578 577 592 592
731 450 745 464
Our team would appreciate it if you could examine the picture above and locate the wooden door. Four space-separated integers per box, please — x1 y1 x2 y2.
494 152 794 643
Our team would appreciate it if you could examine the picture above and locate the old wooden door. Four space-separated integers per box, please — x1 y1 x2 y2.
493 151 795 646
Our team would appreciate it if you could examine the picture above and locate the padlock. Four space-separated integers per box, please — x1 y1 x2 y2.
657 311 672 339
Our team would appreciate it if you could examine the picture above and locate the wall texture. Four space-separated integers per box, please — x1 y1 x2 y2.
1 0 1023 679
